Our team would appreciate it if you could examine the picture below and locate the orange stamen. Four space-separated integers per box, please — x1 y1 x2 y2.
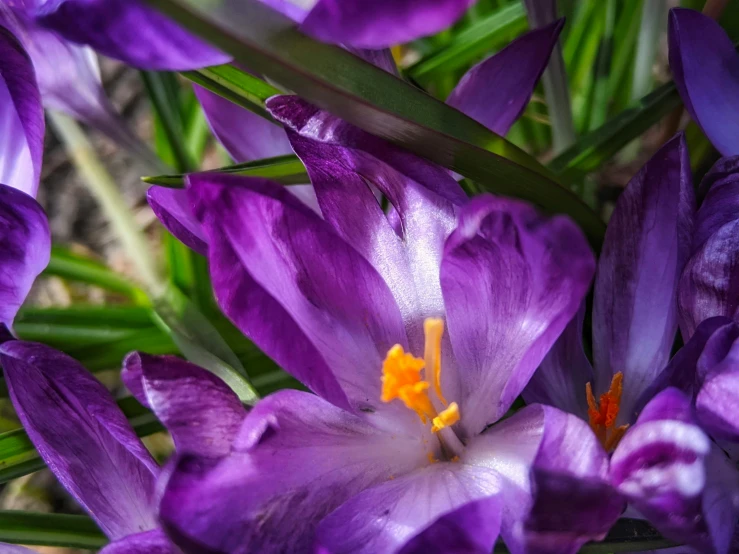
586 372 628 451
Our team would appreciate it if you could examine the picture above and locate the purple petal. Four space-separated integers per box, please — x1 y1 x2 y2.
611 388 739 554
440 194 595 436
0 545 38 553
464 405 623 553
593 134 695 423
447 20 563 136
122 353 247 457
147 187 208 256
193 85 292 162
348 48 399 75
669 8 739 156
301 0 474 49
679 158 739 339
30 0 229 70
99 529 175 554
159 390 427 554
266 95 468 206
522 302 594 420
0 25 43 197
634 317 738 415
0 184 50 327
188 173 415 422
1 341 159 540
286 131 457 348
316 465 502 554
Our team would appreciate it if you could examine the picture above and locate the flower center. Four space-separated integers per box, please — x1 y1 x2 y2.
381 318 461 437
586 372 629 452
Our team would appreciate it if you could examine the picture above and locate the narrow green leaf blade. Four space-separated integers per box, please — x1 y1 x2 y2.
142 154 308 187
0 512 107 549
144 0 605 246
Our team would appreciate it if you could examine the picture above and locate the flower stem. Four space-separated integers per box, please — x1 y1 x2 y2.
48 111 165 296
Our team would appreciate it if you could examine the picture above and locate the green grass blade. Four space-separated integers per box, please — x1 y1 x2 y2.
142 154 307 187
0 512 107 549
407 3 527 82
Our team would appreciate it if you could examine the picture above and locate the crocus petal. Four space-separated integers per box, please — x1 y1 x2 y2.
522 303 594 420
193 85 292 162
122 353 247 457
147 187 208 256
300 0 474 49
0 25 43 196
634 317 738 415
266 95 468 206
1 341 158 540
611 388 739 554
316 465 502 554
0 545 39 553
669 8 739 156
464 405 623 553
30 0 229 70
188 173 414 421
0 184 50 327
447 20 563 136
348 48 399 75
440 194 595 436
679 159 739 339
159 390 427 554
679 219 739 340
287 131 457 347
99 529 175 554
593 134 695 424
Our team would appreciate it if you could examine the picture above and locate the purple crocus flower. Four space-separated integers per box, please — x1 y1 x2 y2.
0 24 50 328
0 341 247 554
524 138 739 553
668 8 739 157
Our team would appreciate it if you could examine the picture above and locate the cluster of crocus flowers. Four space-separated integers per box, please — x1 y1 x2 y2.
3 3 739 554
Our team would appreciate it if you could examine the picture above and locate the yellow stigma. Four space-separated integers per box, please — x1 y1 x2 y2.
586 372 629 451
381 318 460 433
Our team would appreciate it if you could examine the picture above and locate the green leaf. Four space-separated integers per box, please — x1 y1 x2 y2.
407 2 527 83
144 0 605 247
0 397 161 484
0 512 106 549
182 64 281 121
142 154 307 187
45 246 147 301
549 81 681 181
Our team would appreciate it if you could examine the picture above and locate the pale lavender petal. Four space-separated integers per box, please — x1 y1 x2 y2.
193 85 292 162
122 353 247 457
0 184 50 327
316 465 502 554
611 388 739 554
301 0 474 49
99 529 175 554
266 95 468 205
0 25 43 196
147 186 207 256
159 390 427 554
188 173 414 422
30 0 229 70
1 341 159 540
0 545 39 554
669 8 739 156
464 405 623 553
440 194 595 436
287 131 456 348
447 20 563 136
522 303 594 420
593 134 695 424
